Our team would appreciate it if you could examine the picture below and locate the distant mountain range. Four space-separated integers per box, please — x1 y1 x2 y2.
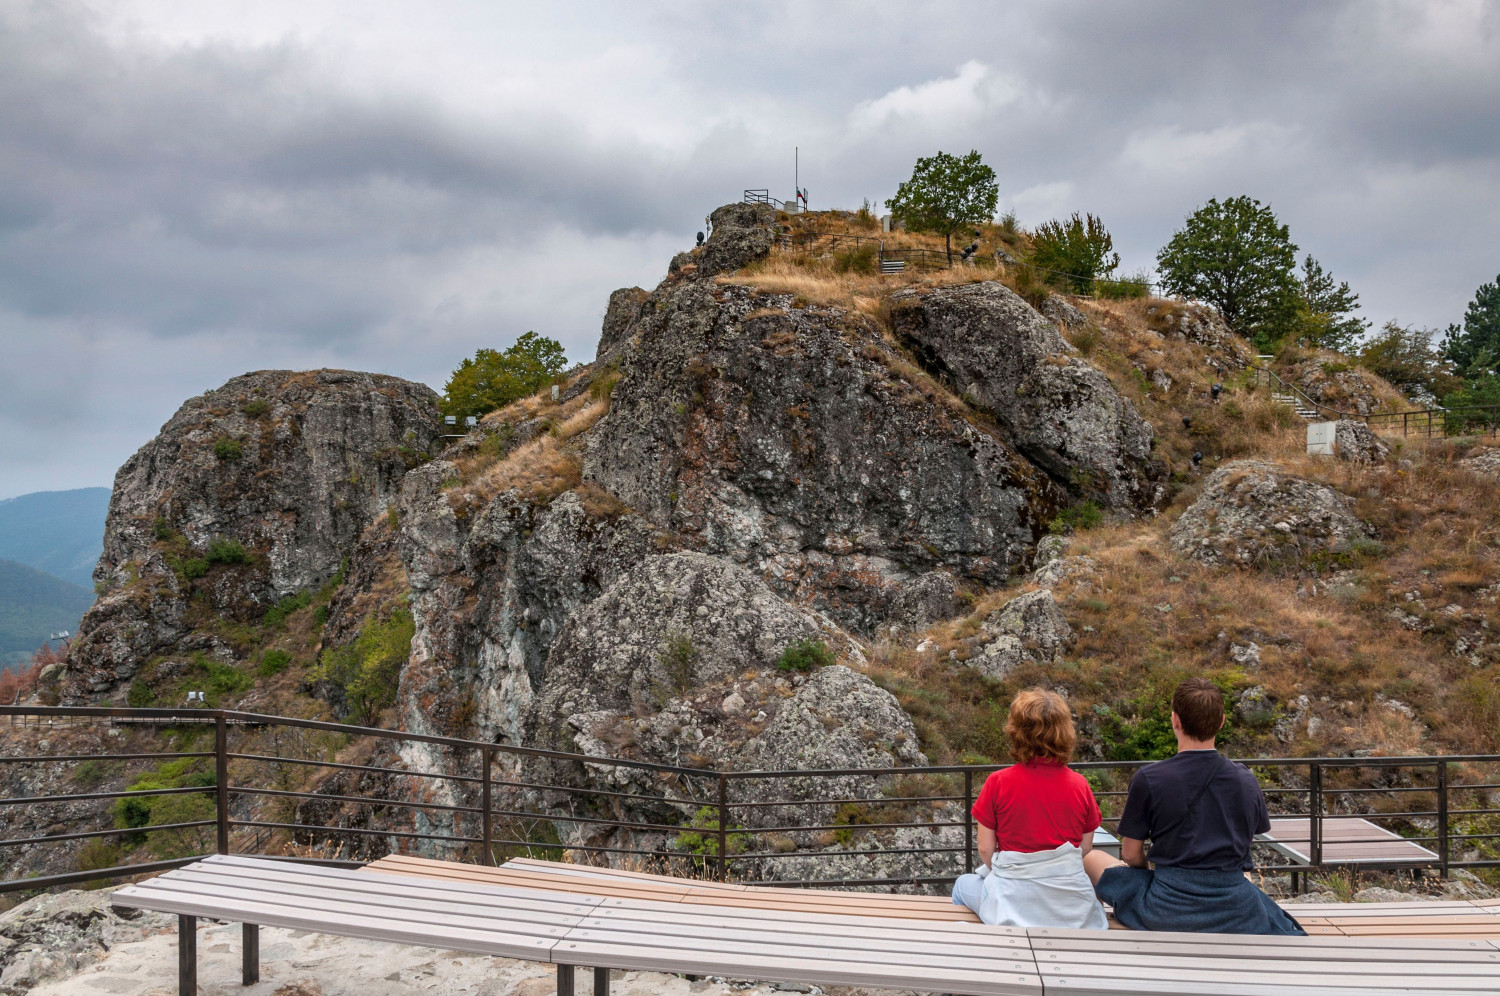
0 487 109 588
0 487 108 667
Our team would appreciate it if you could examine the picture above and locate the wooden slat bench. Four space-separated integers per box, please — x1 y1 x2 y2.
111 854 1500 996
112 854 1040 996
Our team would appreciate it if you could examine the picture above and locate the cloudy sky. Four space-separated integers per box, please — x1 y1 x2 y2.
2 0 1497 498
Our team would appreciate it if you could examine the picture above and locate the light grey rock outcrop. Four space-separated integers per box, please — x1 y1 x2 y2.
1334 420 1390 463
672 202 777 278
61 369 442 701
1171 460 1373 569
967 587 1073 681
1040 296 1087 329
889 281 1160 511
1460 447 1500 480
0 889 172 994
583 265 1062 634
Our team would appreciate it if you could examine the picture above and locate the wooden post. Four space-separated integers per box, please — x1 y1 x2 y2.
242 922 259 985
215 712 230 855
178 915 196 996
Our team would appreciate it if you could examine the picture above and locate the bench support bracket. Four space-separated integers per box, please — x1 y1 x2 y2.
594 966 610 996
243 922 259 985
557 963 575 996
178 914 196 996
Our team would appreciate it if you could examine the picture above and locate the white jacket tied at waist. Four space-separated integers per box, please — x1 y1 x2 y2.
957 842 1108 929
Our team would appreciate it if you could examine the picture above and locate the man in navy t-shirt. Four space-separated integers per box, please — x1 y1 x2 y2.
1082 679 1304 935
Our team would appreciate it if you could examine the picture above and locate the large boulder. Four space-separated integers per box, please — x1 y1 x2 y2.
1169 460 1373 568
1333 420 1390 464
583 277 1062 634
967 587 1074 680
889 281 1160 511
671 202 777 279
61 369 442 700
597 286 649 364
0 890 172 993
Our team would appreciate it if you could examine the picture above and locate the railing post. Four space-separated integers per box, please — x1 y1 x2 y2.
1309 762 1322 869
215 712 229 855
1437 760 1450 878
963 769 974 873
716 775 728 882
481 747 494 866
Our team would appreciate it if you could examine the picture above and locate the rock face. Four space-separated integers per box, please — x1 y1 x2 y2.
597 286 649 364
61 369 442 700
1286 359 1389 416
967 588 1074 680
583 272 1063 635
1170 460 1373 568
1333 420 1391 464
0 889 172 994
1040 295 1087 330
1460 447 1500 480
889 281 1160 512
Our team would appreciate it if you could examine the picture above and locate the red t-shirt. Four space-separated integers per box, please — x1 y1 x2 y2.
971 760 1101 853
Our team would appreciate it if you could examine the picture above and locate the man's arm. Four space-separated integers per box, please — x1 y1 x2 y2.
1120 836 1148 868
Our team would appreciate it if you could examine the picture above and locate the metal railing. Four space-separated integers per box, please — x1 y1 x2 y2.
3 706 1499 896
1248 363 1500 438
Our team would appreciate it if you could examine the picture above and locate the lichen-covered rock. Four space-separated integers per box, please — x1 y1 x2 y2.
1286 360 1389 416
598 286 649 364
1169 460 1373 568
0 889 172 994
672 202 777 278
1040 296 1087 329
60 369 442 700
1145 302 1244 360
1334 420 1391 464
1460 447 1500 480
889 281 1160 511
584 272 1062 634
967 587 1074 680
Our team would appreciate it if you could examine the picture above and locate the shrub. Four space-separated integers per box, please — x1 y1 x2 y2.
262 590 311 627
151 516 174 541
589 368 621 402
205 538 251 565
672 806 745 866
659 631 698 695
442 332 569 419
213 437 243 461
179 557 209 580
1096 271 1152 300
1358 321 1457 398
242 399 270 418
1029 212 1120 294
312 606 415 724
1048 501 1104 534
257 649 293 677
832 244 879 275
777 638 834 672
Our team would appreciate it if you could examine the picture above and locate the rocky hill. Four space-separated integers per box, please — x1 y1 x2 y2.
14 202 1500 888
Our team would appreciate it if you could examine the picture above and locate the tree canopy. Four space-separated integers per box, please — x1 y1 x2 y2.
1442 273 1500 379
885 150 998 261
1357 321 1455 399
442 332 568 418
1029 213 1120 294
1295 255 1368 354
1156 196 1300 350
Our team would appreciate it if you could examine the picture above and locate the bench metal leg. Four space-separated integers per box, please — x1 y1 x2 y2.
557 963 575 996
178 915 196 996
243 923 259 985
594 966 610 996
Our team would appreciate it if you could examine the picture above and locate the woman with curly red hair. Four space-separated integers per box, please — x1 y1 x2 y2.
952 688 1108 929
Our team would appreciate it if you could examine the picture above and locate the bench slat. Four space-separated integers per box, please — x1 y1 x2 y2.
551 935 1041 996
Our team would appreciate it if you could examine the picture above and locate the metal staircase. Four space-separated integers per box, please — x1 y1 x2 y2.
1270 391 1321 421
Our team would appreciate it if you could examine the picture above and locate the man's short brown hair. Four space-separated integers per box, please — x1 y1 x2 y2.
1172 678 1225 741
1006 688 1077 764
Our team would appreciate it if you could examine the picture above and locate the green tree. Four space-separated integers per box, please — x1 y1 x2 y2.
442 332 568 418
885 150 999 263
1442 274 1500 378
1029 213 1120 294
1295 255 1368 354
1156 196 1300 350
1357 321 1456 398
312 606 415 724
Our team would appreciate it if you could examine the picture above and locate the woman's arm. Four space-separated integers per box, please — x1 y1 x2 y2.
1120 836 1149 868
977 823 997 869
